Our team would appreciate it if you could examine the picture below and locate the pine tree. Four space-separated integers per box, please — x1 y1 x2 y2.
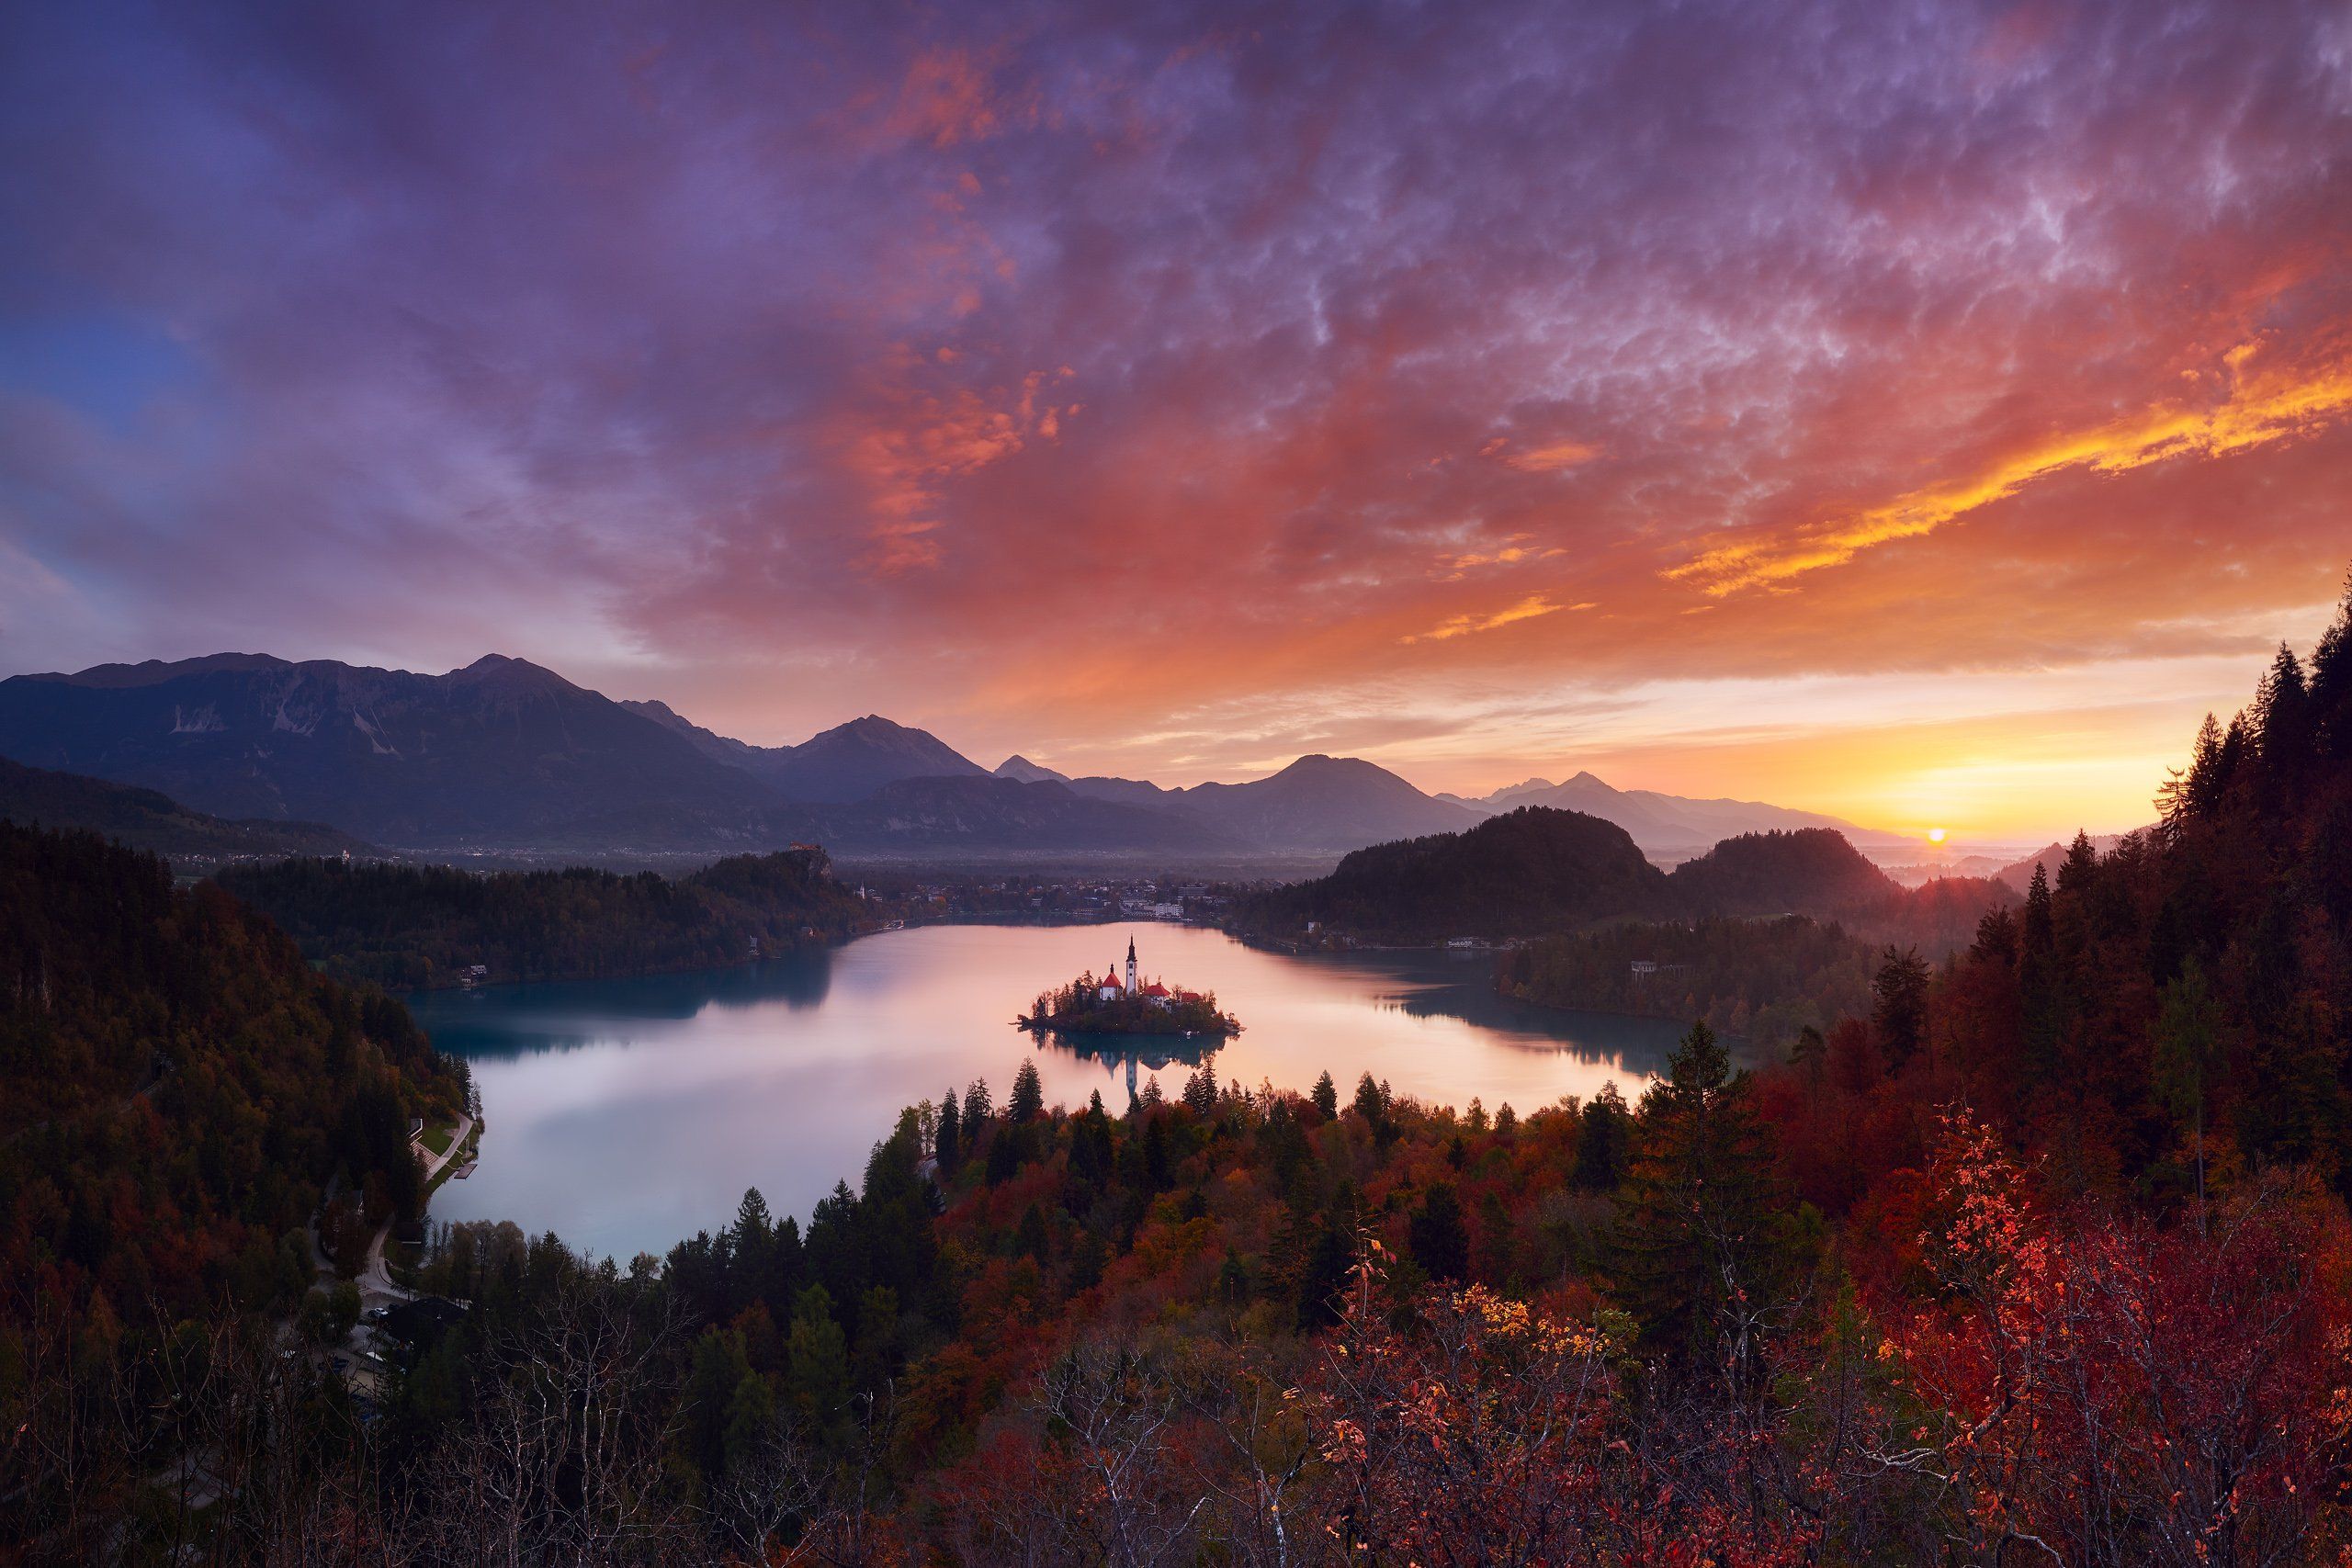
1612 1021 1784 1369
963 1078 992 1128
786 1284 852 1446
1408 1181 1471 1281
1871 945 1932 1072
1182 1059 1218 1116
2153 958 2223 1220
2057 829 2099 898
1295 1223 1355 1329
2256 641 2312 774
731 1188 775 1315
934 1087 961 1170
2160 712 2226 827
1572 1081 1632 1190
1009 1058 1045 1123
1311 1070 1339 1118
2311 570 2352 755
986 1122 1021 1185
2019 862 2061 1080
1143 1111 1171 1190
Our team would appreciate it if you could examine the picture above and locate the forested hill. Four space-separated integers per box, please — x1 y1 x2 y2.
1229 805 1675 942
0 755 374 864
218 846 871 988
1663 825 1897 913
0 821 462 1321
1230 809 1981 945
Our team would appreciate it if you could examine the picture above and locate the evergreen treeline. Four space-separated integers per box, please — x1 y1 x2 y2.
1499 878 2017 1049
1499 913 1880 1046
218 847 869 988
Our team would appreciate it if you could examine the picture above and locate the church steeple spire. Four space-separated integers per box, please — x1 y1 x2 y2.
1125 935 1137 996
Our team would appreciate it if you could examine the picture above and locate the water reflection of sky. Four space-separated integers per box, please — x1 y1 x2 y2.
410 926 1723 1261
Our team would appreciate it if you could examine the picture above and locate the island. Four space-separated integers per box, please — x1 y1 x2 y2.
1017 934 1240 1037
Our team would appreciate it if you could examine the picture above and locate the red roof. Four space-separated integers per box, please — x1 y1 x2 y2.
1138 982 1171 998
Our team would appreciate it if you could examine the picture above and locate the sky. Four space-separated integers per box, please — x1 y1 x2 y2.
2 0 2348 842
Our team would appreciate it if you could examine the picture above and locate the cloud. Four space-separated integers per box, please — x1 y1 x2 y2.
1 0 2347 836
1501 441 1600 472
1404 594 1584 643
1667 344 2352 596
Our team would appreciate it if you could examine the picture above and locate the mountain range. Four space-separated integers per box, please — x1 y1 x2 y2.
1436 771 1911 854
0 652 1911 860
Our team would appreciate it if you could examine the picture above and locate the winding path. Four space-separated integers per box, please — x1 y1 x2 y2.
356 1111 474 1303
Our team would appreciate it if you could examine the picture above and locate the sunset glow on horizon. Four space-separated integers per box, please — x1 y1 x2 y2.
4 0 2348 840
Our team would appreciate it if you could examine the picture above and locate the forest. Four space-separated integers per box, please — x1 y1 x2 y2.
1498 876 2020 1052
0 824 465 1560
6 579 2352 1563
218 846 872 988
1498 912 1883 1049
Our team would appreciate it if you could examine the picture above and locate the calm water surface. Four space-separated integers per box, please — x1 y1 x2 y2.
411 923 1707 1259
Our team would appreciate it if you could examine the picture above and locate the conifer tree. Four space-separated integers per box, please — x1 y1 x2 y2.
1408 1181 1471 1281
934 1087 961 1170
2019 863 2062 1078
2153 958 2223 1218
2160 712 2226 827
1008 1058 1045 1123
1573 1082 1633 1191
1871 945 1932 1072
2057 829 2099 897
1611 1021 1784 1370
2311 572 2352 754
2256 641 2312 773
1311 1069 1339 1118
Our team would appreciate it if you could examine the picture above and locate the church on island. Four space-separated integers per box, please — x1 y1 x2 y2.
1019 935 1239 1038
1090 935 1206 1010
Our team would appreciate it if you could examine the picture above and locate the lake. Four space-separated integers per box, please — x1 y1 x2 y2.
409 922 1709 1260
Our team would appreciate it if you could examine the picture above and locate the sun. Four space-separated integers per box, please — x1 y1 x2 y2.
1928 828 1948 845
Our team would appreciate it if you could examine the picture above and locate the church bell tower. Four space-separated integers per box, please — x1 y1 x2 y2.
1125 935 1137 996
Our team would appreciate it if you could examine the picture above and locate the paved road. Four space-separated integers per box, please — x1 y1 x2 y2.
356 1111 474 1303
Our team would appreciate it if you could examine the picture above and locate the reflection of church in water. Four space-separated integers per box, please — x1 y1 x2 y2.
1058 934 1220 1100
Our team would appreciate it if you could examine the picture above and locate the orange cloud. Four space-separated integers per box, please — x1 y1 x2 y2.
1442 536 1566 576
837 355 1073 577
1668 344 2352 596
1502 440 1600 472
1404 593 1587 643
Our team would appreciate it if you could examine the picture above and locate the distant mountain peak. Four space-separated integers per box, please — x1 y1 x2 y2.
995 754 1070 784
447 653 577 698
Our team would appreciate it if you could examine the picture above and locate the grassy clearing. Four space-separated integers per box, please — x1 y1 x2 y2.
421 1123 455 1156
